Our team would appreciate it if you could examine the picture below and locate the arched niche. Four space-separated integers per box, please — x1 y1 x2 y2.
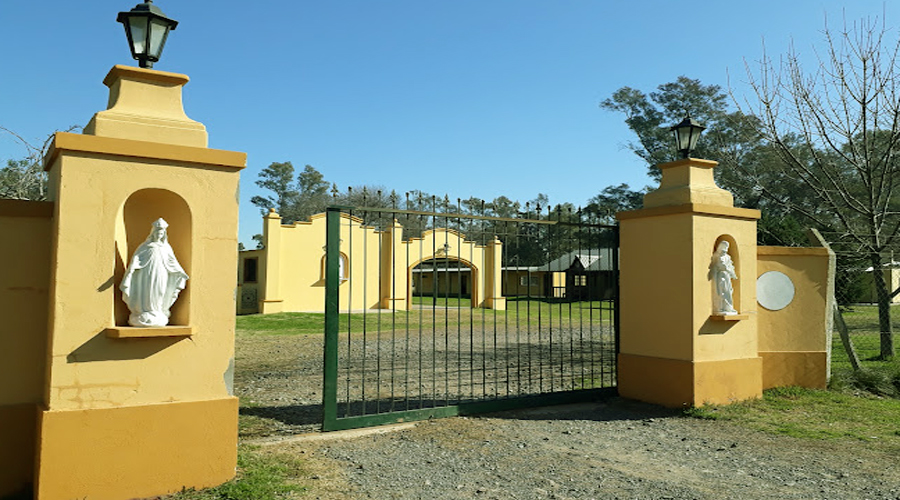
319 252 349 283
712 234 740 314
114 188 192 327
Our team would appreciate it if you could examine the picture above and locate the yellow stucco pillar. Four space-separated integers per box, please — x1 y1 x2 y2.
35 65 245 500
616 158 763 408
259 209 285 314
382 219 408 310
484 236 506 310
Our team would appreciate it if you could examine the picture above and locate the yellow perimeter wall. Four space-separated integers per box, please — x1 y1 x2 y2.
251 212 503 313
0 200 52 497
757 246 833 389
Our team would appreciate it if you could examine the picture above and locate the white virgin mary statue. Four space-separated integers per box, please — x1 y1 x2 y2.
709 240 738 315
120 218 189 327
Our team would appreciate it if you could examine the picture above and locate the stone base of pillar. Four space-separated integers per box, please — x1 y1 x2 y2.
618 353 762 408
484 297 506 310
35 397 238 500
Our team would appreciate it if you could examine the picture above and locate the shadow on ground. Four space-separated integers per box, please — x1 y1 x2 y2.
479 397 680 422
240 403 323 428
239 396 680 438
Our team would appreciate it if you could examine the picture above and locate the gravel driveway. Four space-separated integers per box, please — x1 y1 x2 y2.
236 326 900 499
250 397 900 500
236 320 615 436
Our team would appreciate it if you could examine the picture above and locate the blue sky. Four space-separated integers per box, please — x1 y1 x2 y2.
0 1 893 246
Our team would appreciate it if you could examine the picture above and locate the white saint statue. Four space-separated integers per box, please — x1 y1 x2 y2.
709 240 738 315
120 218 189 327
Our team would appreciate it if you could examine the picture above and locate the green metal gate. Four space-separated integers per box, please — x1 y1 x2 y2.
323 204 618 431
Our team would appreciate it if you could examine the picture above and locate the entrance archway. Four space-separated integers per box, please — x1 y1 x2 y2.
410 256 477 308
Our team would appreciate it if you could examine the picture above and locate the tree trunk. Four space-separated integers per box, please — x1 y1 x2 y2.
869 253 895 360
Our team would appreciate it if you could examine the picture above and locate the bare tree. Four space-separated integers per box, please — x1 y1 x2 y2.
741 15 900 359
0 127 54 200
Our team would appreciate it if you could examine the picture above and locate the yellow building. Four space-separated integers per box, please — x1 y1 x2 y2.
238 211 505 313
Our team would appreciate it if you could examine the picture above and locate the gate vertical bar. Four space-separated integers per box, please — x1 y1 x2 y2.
322 207 343 430
612 224 621 364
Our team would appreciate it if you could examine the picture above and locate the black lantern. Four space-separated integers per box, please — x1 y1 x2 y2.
670 114 706 159
117 1 178 69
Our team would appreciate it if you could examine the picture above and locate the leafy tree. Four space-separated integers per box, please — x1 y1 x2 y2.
483 195 522 251
334 185 399 230
756 211 810 247
600 76 788 215
397 189 434 239
601 78 754 180
487 196 520 219
250 163 340 224
295 164 332 220
741 16 900 359
250 161 299 220
583 183 644 224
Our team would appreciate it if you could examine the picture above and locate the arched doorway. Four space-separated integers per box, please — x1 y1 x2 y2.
410 256 477 308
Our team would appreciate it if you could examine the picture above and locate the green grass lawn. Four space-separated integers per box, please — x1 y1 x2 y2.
685 386 900 447
684 304 900 446
236 299 614 337
837 304 897 361
162 445 306 500
411 295 472 307
829 304 900 396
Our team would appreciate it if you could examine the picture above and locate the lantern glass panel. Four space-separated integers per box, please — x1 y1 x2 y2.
148 18 169 58
674 129 689 151
687 128 700 151
128 16 149 55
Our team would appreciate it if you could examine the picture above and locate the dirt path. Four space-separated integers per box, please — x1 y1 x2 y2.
250 398 900 500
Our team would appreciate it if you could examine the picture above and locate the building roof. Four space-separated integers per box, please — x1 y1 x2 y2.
410 248 617 273
534 249 616 272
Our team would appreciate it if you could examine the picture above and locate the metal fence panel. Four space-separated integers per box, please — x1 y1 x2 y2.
323 205 618 431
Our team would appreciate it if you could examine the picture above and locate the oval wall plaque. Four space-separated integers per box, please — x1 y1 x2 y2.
756 271 795 311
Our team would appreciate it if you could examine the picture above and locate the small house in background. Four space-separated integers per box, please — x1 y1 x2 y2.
502 249 616 301
859 261 900 304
